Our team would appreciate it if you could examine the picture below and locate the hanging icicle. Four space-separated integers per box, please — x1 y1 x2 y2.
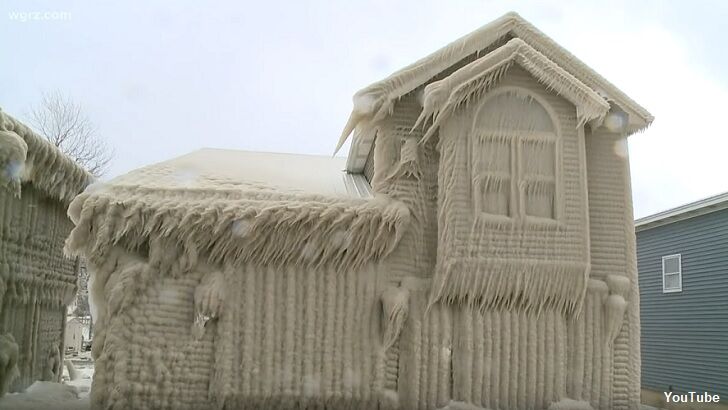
0 110 91 202
387 137 422 180
605 275 630 346
381 287 410 351
416 38 609 144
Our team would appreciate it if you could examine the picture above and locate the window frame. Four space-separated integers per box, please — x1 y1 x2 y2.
661 254 683 293
469 87 562 227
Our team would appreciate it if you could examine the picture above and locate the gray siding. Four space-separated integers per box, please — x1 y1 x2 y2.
636 208 728 396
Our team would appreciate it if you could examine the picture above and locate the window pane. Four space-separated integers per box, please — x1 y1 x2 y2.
473 135 510 173
664 273 680 290
663 256 680 274
522 140 555 176
474 175 510 216
474 92 555 132
523 179 554 218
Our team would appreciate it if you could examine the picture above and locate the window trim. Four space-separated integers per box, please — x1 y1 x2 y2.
662 254 683 293
469 87 563 225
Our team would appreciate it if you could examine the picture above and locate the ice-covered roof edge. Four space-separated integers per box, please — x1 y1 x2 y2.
0 108 92 203
65 187 410 272
338 11 654 173
414 38 610 144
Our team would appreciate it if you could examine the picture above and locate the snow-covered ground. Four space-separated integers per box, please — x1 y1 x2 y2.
0 382 89 410
63 352 94 398
0 353 93 410
0 352 663 410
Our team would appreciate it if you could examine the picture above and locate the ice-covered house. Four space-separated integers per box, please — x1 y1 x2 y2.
0 109 91 393
66 12 652 410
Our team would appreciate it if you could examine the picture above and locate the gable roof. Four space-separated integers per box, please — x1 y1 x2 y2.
415 38 611 143
338 12 653 173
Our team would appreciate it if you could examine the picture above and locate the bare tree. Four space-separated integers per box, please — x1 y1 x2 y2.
27 91 113 176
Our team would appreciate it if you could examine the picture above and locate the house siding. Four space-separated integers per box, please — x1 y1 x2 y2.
585 128 641 409
0 184 79 391
636 208 728 397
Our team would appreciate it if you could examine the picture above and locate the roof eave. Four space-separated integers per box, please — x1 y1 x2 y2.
635 192 728 231
340 11 654 165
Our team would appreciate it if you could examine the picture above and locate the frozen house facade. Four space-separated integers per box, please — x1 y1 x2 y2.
66 13 652 410
0 109 91 394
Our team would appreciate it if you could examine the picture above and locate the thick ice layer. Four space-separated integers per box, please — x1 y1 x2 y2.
0 109 91 202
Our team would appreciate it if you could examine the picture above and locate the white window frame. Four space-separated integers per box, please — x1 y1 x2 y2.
662 254 682 293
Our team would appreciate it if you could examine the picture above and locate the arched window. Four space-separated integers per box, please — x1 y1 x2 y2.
470 88 560 222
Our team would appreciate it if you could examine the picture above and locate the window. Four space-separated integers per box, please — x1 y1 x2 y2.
662 254 682 293
472 134 557 219
471 90 559 222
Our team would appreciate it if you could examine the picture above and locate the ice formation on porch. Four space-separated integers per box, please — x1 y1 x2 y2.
65 11 650 410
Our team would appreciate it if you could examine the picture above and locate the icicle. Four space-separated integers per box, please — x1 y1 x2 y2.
0 333 19 397
0 129 27 197
429 259 588 318
603 275 629 346
0 110 91 202
387 137 422 180
381 287 409 351
65 189 411 273
416 38 609 144
41 345 61 382
605 294 627 346
605 275 630 300
192 270 226 339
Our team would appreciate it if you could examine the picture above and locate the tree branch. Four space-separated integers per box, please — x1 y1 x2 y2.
26 90 113 177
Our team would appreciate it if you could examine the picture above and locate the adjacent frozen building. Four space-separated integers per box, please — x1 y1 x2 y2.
0 109 91 392
66 12 652 410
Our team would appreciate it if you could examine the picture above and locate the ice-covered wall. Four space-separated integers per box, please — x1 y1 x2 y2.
375 61 639 409
0 109 88 396
0 184 79 393
67 182 411 409
429 66 592 316
582 128 641 410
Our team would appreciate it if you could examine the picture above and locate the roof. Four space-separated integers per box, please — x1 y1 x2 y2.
66 148 409 272
415 38 610 143
0 109 92 202
635 192 728 231
338 11 653 173
111 148 372 198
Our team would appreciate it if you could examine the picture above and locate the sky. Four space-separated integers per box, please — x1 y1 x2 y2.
2 0 727 218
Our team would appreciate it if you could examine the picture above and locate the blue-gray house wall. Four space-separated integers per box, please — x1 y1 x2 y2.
636 208 728 397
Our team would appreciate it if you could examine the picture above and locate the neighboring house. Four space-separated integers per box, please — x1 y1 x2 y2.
66 12 652 410
0 109 91 393
636 193 728 399
64 317 85 354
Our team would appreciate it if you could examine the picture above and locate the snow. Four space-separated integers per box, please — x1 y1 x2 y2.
0 333 19 396
0 352 94 410
0 382 89 410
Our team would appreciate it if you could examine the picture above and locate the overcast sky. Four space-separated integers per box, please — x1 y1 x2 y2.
2 0 727 218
